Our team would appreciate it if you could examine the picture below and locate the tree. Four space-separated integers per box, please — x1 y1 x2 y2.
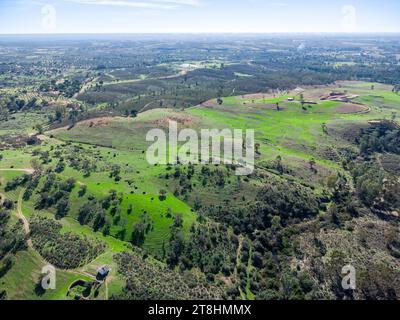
68 109 79 124
299 93 306 109
59 178 76 193
102 224 111 237
275 155 284 174
159 189 167 201
127 204 133 215
172 214 183 230
0 290 7 300
55 199 69 220
78 203 94 225
109 165 121 180
309 158 317 172
55 106 65 122
78 184 87 197
31 159 43 174
322 123 328 134
35 124 44 134
55 160 65 173
194 197 202 211
131 222 146 247
167 231 185 266
2 199 14 210
271 216 282 231
93 210 106 232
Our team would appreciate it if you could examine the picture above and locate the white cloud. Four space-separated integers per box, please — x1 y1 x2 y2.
65 0 200 9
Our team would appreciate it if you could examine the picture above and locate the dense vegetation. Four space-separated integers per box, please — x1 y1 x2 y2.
113 251 223 300
29 215 106 269
0 206 26 273
0 197 26 299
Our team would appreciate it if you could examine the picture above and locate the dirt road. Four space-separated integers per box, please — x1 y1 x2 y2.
0 168 34 174
16 190 33 247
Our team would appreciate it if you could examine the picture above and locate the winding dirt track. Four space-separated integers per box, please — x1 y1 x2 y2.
0 168 34 174
0 169 34 246
16 189 33 248
15 189 100 290
0 169 106 296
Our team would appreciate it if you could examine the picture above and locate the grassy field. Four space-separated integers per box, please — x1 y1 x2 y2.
0 249 93 300
190 82 392 171
2 80 400 300
49 80 400 193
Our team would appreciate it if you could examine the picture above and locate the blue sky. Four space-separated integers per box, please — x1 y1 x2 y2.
0 0 399 34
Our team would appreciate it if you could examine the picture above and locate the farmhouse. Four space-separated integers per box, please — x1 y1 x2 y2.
97 265 111 280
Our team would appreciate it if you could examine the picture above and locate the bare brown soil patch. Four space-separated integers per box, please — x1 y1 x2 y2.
241 92 274 99
154 114 199 128
333 103 370 114
201 99 218 108
78 116 125 127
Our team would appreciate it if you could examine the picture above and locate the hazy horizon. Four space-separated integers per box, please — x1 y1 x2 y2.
1 32 400 35
1 0 400 34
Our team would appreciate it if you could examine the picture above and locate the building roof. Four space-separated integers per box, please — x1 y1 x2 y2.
97 265 111 275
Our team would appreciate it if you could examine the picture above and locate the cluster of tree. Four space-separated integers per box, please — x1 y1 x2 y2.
78 201 107 232
0 199 26 284
4 168 76 220
34 173 76 219
32 149 51 164
52 145 99 177
359 122 400 155
109 164 121 182
29 215 106 269
112 251 223 300
351 162 400 213
4 174 32 192
257 181 321 223
160 173 331 299
131 214 154 247
47 104 86 126
78 189 129 240
174 210 323 299
350 122 400 214
22 174 41 201
166 214 185 266
202 179 321 236
386 226 400 260
167 164 231 201
261 155 286 175
173 222 238 282
39 79 82 98
0 94 45 115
